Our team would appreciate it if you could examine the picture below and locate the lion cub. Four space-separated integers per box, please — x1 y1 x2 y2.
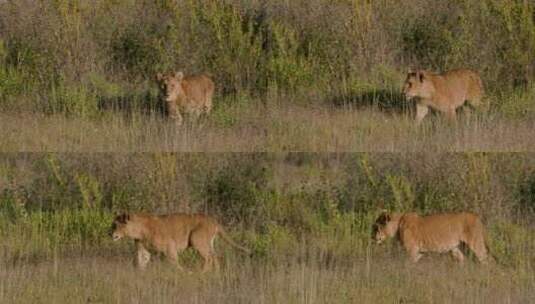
110 212 250 272
156 71 215 125
402 69 484 124
372 211 490 264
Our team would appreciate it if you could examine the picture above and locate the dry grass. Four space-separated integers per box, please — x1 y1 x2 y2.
1 1 535 302
1 153 534 303
1 247 533 304
2 104 535 152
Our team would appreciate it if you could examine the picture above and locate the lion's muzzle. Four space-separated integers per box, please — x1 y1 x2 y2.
111 233 122 241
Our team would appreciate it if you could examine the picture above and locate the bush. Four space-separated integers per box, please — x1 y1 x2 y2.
0 0 534 115
0 207 112 261
497 86 535 118
111 25 168 79
197 156 273 228
401 16 456 70
519 171 535 215
488 220 535 267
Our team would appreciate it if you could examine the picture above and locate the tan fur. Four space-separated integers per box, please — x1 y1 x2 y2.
156 72 215 125
402 69 484 124
110 212 249 272
372 212 490 263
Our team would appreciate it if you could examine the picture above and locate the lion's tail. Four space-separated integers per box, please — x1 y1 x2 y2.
217 226 251 255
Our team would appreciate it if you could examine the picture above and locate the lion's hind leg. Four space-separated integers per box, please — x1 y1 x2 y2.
210 235 220 271
196 242 216 273
203 96 213 114
463 228 489 264
466 238 489 264
191 231 218 273
466 80 487 113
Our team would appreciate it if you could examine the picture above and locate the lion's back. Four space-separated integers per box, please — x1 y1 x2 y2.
161 213 218 235
400 212 484 250
181 74 215 109
439 69 484 102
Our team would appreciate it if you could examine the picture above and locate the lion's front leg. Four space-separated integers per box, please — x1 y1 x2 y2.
402 240 422 263
166 100 183 126
407 248 423 263
415 103 429 125
203 98 213 114
135 241 151 269
400 230 422 263
444 108 457 124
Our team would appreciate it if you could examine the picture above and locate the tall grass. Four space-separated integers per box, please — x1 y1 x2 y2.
1 0 535 116
0 153 534 303
1 0 535 301
1 153 534 262
1 1 535 153
3 103 535 152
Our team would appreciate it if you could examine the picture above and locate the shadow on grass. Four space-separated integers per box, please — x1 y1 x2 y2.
331 89 414 116
97 90 166 118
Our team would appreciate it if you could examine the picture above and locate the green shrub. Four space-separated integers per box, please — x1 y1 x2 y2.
0 189 28 222
487 1 535 87
497 86 535 118
46 82 100 117
0 0 535 114
401 17 455 70
0 67 29 108
518 171 535 214
111 25 167 78
0 153 534 267
488 220 535 267
0 208 112 260
198 156 273 228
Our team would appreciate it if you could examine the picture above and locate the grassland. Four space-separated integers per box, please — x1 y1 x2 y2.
2 251 532 303
1 154 534 303
3 98 535 152
1 1 535 303
1 0 535 152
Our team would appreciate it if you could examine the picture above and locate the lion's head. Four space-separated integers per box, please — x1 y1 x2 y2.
156 71 186 103
402 70 435 100
110 213 144 241
372 212 399 244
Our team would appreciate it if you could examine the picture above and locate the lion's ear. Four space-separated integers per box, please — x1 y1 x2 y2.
175 71 184 81
117 213 130 223
419 72 425 82
376 213 384 224
377 212 391 225
156 73 163 81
